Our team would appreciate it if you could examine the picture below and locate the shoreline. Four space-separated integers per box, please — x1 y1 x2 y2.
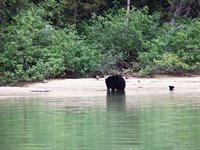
0 76 200 98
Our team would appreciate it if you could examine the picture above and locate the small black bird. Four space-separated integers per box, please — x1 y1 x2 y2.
169 86 175 91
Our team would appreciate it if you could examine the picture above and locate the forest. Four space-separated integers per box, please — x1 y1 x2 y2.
0 0 200 84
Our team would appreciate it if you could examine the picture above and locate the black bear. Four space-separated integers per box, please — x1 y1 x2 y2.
105 75 126 91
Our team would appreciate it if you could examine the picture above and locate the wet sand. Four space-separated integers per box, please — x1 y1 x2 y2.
0 77 200 98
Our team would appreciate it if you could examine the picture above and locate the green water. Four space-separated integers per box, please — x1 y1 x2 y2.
0 93 200 150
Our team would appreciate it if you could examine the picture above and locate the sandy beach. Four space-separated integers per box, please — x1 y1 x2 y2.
0 76 200 98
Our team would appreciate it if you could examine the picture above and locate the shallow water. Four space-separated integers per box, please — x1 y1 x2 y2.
0 92 200 150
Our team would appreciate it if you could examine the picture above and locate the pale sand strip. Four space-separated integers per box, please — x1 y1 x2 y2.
0 77 200 98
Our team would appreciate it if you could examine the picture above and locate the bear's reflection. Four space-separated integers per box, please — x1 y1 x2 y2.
106 91 126 112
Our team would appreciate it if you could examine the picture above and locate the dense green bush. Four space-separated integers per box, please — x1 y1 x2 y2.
0 5 100 84
139 19 200 75
1 4 200 84
83 7 160 72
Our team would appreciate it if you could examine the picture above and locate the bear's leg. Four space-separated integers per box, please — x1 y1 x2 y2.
111 88 115 91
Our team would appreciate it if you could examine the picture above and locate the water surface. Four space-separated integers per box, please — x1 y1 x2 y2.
0 93 200 150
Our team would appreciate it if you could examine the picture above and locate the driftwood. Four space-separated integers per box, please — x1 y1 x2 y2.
30 89 51 92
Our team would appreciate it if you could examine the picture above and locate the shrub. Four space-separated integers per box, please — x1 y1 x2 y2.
139 19 200 75
0 5 100 84
83 7 160 73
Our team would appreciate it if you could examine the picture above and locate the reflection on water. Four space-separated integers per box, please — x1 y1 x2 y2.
106 91 126 112
0 93 200 150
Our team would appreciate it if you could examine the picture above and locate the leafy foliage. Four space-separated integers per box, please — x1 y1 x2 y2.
0 5 100 84
83 8 160 72
0 1 200 84
139 19 200 75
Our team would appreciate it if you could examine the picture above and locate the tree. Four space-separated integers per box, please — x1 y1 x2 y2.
63 0 108 24
127 0 130 23
169 0 200 25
